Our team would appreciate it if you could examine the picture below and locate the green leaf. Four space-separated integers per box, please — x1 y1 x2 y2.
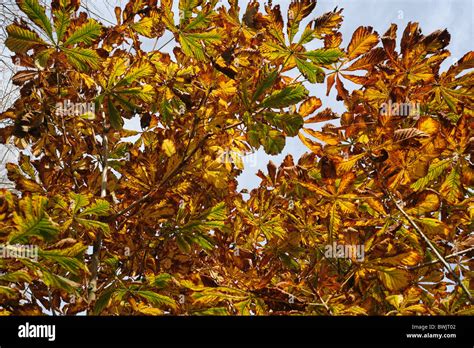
116 62 154 87
159 99 174 124
35 47 54 67
69 193 90 215
41 270 79 292
262 85 309 109
115 84 155 102
287 0 316 43
63 19 102 46
9 196 59 243
63 47 100 71
53 9 71 43
179 31 220 60
17 0 54 40
75 217 110 235
262 129 286 155
93 286 115 315
183 12 211 31
252 70 279 102
5 24 47 53
0 271 32 283
39 247 87 275
411 159 451 191
148 273 172 288
303 48 344 65
279 252 300 271
80 199 110 216
273 113 304 137
133 290 177 309
0 286 18 299
194 307 229 315
440 166 462 204
130 17 154 37
108 98 123 130
295 57 325 83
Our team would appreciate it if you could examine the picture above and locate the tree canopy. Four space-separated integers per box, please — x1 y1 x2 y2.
0 0 472 316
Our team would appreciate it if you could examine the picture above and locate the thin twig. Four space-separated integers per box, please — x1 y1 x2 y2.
407 247 474 270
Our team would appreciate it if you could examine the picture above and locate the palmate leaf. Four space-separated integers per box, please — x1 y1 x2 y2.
93 286 115 315
9 196 58 243
74 217 110 235
0 286 18 299
53 9 71 43
261 85 309 109
0 270 32 283
312 7 343 38
131 290 177 309
440 166 463 204
116 62 154 87
115 85 155 103
252 70 279 102
190 286 248 305
39 243 87 275
108 97 123 129
183 12 212 31
17 0 54 40
345 47 386 71
329 202 341 242
179 31 221 61
377 267 410 291
295 57 324 83
259 215 286 240
265 112 304 137
299 96 322 117
302 48 344 65
346 26 379 60
5 24 47 53
411 159 451 191
41 270 80 292
63 19 102 46
287 0 316 43
262 129 286 155
69 192 90 215
193 307 230 315
130 17 155 37
393 128 429 142
62 47 100 71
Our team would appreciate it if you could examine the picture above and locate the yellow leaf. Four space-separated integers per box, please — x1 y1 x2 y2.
417 117 439 136
299 97 322 117
347 26 379 60
162 139 176 157
407 193 440 215
377 268 410 291
386 294 404 309
298 132 322 155
303 128 339 145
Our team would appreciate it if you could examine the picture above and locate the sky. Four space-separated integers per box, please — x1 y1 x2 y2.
0 0 472 192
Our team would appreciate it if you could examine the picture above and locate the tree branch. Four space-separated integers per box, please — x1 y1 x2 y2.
406 247 474 271
88 117 109 312
385 189 473 302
